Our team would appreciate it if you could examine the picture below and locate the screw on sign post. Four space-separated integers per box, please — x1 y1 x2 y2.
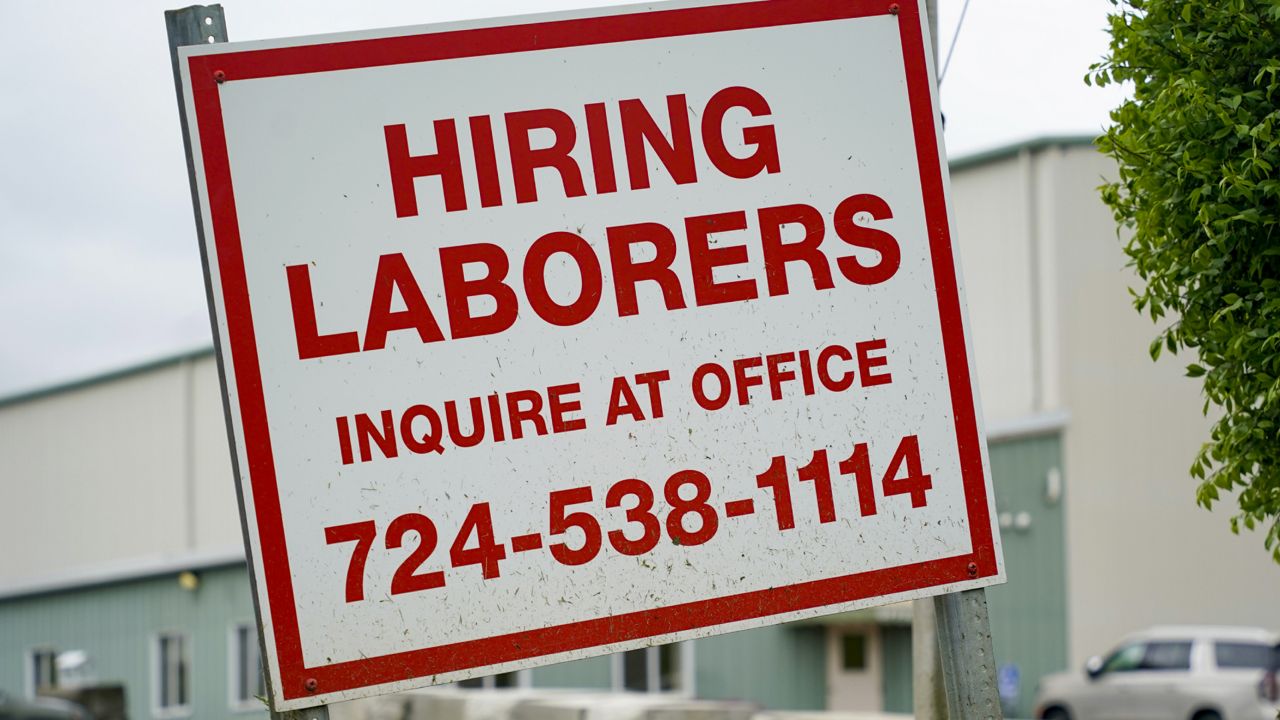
166 0 1006 716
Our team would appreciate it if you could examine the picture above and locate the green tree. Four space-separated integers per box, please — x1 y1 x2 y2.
1091 0 1280 561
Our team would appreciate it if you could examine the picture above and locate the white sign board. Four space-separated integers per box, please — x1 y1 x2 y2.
179 0 1003 709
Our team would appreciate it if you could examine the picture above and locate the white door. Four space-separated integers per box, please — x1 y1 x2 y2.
825 626 883 712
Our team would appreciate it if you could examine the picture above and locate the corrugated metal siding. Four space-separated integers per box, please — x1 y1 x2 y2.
0 565 265 720
985 433 1068 718
865 433 1067 717
693 624 826 710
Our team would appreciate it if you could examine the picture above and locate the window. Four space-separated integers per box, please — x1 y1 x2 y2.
1214 642 1273 669
27 648 58 698
612 642 691 693
1100 643 1146 673
154 633 192 717
1101 641 1192 674
841 634 868 671
1140 641 1192 671
456 671 527 689
622 648 649 691
229 624 266 711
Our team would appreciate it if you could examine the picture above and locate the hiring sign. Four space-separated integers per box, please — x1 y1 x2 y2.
178 0 1003 709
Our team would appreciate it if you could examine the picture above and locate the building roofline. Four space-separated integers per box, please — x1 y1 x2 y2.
0 345 215 410
0 134 1098 411
0 547 245 602
986 409 1070 442
948 134 1098 173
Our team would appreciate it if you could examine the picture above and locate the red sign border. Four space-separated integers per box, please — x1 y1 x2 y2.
187 0 997 703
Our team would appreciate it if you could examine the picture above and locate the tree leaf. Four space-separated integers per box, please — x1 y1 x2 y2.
1094 0 1280 563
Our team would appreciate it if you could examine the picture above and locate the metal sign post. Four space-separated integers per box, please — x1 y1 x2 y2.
919 1 1004 717
936 589 1003 719
167 7 325 720
166 1 1007 715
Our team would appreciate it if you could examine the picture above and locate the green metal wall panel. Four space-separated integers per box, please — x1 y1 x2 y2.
984 433 1068 718
693 624 826 710
879 626 912 713
529 655 612 689
0 565 266 720
867 433 1068 718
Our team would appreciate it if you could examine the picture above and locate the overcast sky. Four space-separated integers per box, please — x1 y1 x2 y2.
0 0 1128 398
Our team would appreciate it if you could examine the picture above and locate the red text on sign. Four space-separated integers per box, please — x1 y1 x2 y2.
287 194 900 360
322 434 932 603
383 87 780 217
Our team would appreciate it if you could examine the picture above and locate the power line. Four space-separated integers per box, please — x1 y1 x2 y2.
939 0 972 85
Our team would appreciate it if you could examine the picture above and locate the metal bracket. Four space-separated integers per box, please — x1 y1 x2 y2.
165 5 227 52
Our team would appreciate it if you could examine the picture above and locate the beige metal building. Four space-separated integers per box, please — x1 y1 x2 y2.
948 138 1280 667
2 137 1276 718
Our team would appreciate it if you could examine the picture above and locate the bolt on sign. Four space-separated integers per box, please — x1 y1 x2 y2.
178 0 1004 710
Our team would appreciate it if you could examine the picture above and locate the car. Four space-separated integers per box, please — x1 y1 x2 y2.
1034 626 1280 720
0 691 91 720
1264 643 1280 708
